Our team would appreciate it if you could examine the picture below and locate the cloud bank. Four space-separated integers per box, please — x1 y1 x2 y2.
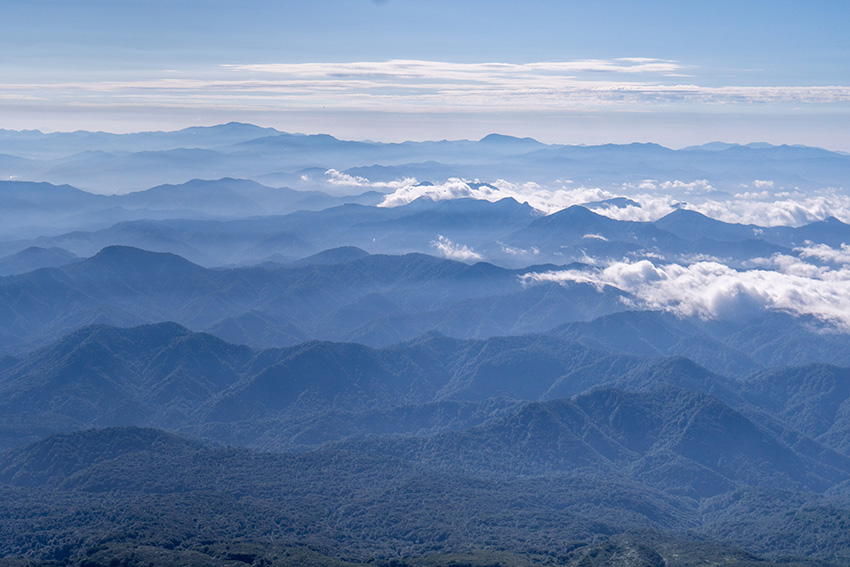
520 249 850 329
377 177 850 226
379 178 623 214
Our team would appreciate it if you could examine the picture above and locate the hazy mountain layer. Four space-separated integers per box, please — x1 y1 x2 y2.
3 190 848 269
0 245 630 355
2 322 850 470
0 125 847 197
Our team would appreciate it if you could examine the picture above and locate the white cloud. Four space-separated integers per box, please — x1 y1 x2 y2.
587 197 676 222
5 58 850 119
734 191 771 199
632 179 715 193
221 60 850 107
499 242 540 256
688 191 850 226
520 253 850 329
378 177 619 214
324 169 416 190
431 235 483 262
796 243 850 265
377 177 850 227
233 58 689 80
379 178 487 207
596 189 850 227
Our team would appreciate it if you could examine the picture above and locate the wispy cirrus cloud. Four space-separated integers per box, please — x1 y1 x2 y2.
4 58 850 118
230 58 690 79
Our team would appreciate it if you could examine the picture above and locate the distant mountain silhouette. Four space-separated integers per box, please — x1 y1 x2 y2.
286 246 371 267
654 209 762 242
0 246 633 354
505 205 683 256
0 246 78 276
551 310 761 377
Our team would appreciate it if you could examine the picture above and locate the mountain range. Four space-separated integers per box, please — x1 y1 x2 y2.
2 319 850 563
4 171 849 273
2 124 850 566
1 124 848 196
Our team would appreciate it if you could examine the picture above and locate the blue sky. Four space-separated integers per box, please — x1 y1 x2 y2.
3 0 849 148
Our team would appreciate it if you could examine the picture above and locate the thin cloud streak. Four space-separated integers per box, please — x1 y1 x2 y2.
324 169 415 190
231 58 690 77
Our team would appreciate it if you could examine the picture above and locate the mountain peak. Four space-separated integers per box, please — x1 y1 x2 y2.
288 246 370 267
82 245 203 276
180 122 279 135
90 244 187 262
549 204 604 220
478 133 543 146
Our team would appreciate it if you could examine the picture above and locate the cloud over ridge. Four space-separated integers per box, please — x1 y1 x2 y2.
377 177 850 226
521 249 850 329
431 235 482 261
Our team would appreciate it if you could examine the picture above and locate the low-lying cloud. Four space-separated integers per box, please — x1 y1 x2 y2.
797 243 850 265
520 249 850 328
378 178 621 214
324 169 416 190
431 235 482 261
499 242 540 256
377 176 850 226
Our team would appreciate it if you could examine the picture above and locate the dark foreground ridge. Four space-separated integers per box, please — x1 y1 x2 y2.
0 426 838 567
2 324 850 564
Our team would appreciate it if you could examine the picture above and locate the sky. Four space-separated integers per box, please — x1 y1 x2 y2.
3 0 849 149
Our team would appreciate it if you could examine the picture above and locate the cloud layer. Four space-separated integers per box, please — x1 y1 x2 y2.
223 60 850 108
377 177 850 226
382 175 850 328
5 58 850 121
